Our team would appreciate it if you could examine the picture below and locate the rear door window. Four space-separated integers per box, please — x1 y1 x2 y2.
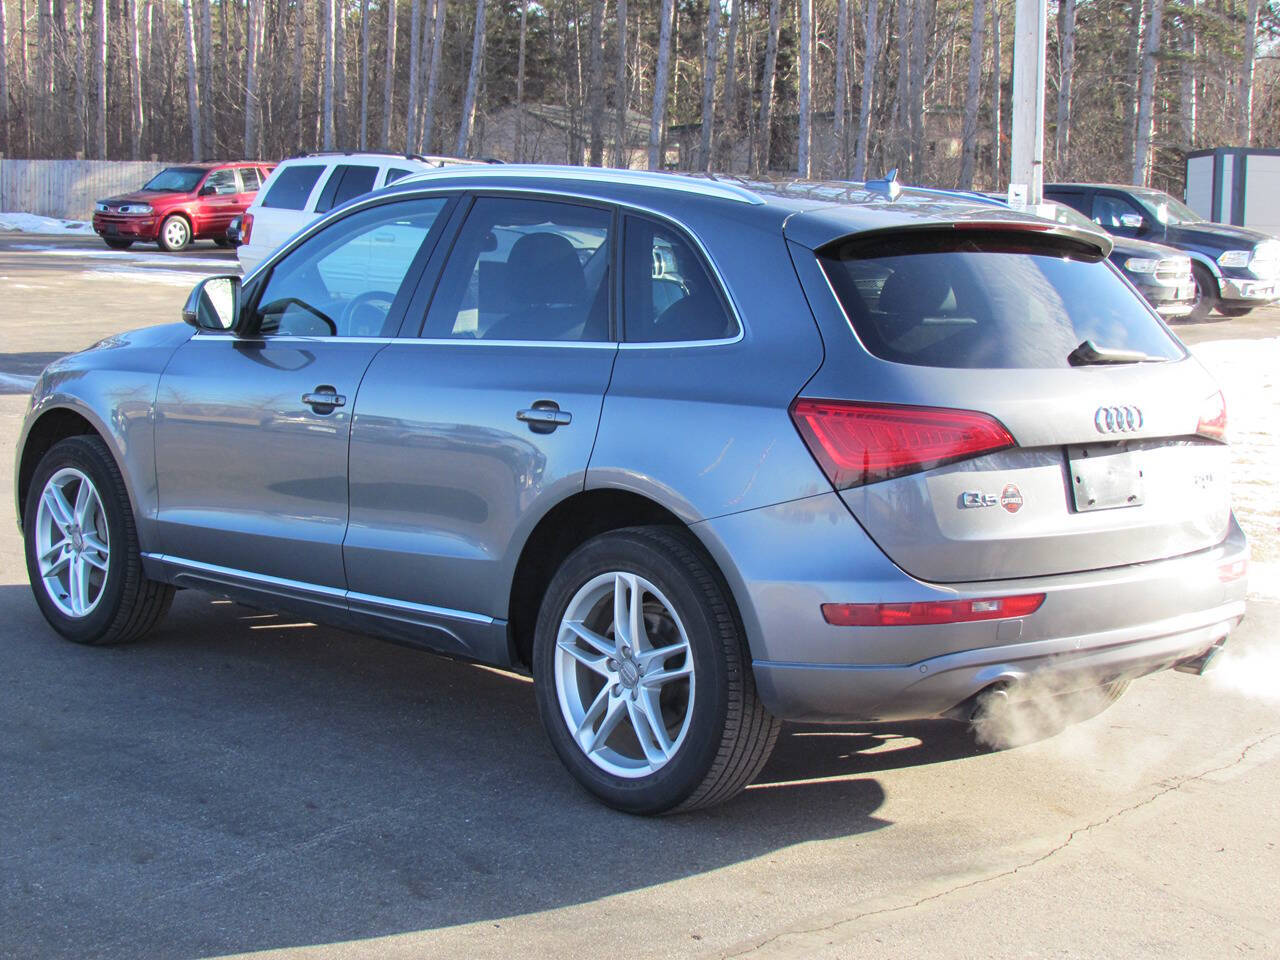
315 165 380 214
818 231 1183 369
623 217 737 343
203 169 239 196
261 164 325 210
240 167 262 192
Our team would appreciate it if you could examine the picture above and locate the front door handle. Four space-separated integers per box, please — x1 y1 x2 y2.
517 401 572 433
302 386 347 413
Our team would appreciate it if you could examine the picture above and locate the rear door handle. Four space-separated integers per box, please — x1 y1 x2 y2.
517 402 572 433
302 386 347 413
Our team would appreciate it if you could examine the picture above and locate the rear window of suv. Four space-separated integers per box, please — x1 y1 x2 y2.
261 164 325 210
818 231 1184 369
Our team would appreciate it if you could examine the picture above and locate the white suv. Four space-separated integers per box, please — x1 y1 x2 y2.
236 153 476 275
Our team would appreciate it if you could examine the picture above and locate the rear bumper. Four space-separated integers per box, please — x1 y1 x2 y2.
693 492 1249 723
753 602 1243 722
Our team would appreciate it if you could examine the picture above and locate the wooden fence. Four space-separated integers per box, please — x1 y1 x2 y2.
0 158 175 220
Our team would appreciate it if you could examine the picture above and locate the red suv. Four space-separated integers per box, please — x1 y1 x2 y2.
93 161 275 252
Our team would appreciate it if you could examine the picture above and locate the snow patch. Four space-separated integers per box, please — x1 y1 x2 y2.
9 244 233 269
81 267 211 288
0 212 93 234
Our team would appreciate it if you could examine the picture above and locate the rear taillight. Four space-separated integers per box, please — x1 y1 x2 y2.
1218 558 1248 583
790 399 1016 488
822 593 1045 627
240 212 254 245
1196 390 1226 441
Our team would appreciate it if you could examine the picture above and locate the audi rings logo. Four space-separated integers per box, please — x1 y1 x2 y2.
1094 405 1144 434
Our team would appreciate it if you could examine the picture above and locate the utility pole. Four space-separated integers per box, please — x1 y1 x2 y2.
1008 0 1046 204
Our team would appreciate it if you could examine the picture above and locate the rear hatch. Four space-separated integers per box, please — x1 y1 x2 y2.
789 222 1232 583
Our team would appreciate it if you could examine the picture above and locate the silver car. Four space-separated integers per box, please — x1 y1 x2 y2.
15 167 1249 814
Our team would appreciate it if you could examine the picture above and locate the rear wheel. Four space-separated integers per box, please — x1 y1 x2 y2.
1187 264 1219 321
158 214 191 252
533 527 779 814
23 436 173 645
102 238 133 250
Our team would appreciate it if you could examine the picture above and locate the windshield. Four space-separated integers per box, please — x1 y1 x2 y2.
142 167 205 192
1133 189 1204 226
818 231 1183 369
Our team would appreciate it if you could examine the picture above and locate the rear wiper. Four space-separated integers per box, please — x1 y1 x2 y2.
1068 339 1164 366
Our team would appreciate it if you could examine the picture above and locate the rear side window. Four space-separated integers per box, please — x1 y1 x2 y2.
261 164 325 210
203 169 239 195
385 167 414 185
240 167 261 191
623 217 737 343
819 231 1183 369
315 165 380 214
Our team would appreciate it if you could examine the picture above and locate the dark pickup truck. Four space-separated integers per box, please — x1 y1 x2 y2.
1045 183 1280 321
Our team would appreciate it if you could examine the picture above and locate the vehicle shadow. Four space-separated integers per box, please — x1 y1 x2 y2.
0 351 66 393
0 586 982 960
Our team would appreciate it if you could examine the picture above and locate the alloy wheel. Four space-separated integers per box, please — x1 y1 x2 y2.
163 217 189 249
554 571 695 778
34 467 110 618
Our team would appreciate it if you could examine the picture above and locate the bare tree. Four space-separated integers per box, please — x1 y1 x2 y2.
199 0 212 155
718 0 740 169
990 0 1002 186
517 0 530 161
755 0 781 174
406 0 421 149
381 0 397 149
959 0 986 189
182 0 202 159
0 0 7 155
322 0 335 150
612 0 628 166
697 0 721 171
1131 0 1163 184
73 0 86 156
1055 0 1074 176
1179 11 1196 149
244 0 262 156
798 0 813 176
587 0 608 165
649 0 675 170
895 0 910 170
832 0 849 175
358 0 370 149
1239 0 1260 145
94 0 106 157
1124 0 1143 169
853 0 879 180
334 0 348 146
127 0 145 158
422 0 446 153
457 0 486 155
907 0 927 179
293 1 306 148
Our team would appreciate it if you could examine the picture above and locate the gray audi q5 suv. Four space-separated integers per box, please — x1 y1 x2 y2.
15 166 1249 813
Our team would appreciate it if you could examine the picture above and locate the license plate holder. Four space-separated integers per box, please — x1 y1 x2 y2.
1068 444 1145 512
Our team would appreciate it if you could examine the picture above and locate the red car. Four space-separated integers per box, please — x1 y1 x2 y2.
92 161 275 252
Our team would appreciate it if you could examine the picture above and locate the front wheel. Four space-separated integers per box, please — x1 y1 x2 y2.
158 214 191 252
23 436 174 645
1217 305 1252 318
1187 264 1219 322
533 527 779 814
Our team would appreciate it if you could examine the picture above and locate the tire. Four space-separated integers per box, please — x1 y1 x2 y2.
157 214 192 252
214 238 235 249
102 238 133 250
23 436 174 646
1187 263 1218 322
1217 305 1252 318
533 526 779 815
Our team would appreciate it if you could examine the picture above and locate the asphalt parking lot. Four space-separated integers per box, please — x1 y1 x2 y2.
1 233 1278 959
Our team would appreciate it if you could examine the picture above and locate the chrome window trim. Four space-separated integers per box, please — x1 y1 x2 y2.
239 182 748 349
143 553 494 625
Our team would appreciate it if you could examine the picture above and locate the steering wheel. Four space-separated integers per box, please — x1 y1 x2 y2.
340 289 398 337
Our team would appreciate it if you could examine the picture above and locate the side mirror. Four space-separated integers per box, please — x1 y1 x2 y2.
1120 213 1145 230
182 275 242 331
